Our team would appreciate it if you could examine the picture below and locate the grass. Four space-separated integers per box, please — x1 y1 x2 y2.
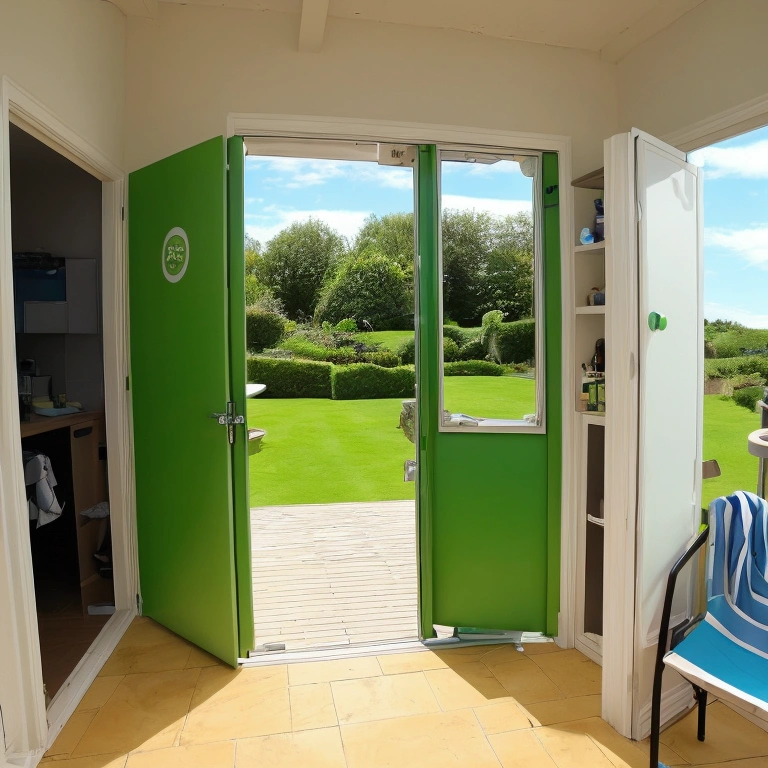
354 330 413 352
248 386 762 508
702 394 761 504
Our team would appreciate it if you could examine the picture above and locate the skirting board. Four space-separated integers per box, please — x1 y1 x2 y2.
637 681 695 740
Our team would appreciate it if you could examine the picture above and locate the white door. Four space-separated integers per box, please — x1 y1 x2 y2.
634 131 702 735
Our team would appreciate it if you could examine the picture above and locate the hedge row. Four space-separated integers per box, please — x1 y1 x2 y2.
444 360 503 376
494 319 535 364
246 357 332 398
331 364 415 400
704 355 768 380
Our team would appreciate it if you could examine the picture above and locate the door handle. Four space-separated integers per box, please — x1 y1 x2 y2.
648 311 668 332
210 401 245 444
404 459 416 482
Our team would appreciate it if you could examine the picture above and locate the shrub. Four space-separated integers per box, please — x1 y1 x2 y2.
443 337 460 362
705 356 768 380
444 361 504 376
361 350 401 368
279 335 358 364
733 386 765 412
458 338 487 361
246 309 286 352
331 364 415 400
398 336 416 365
246 357 332 398
704 340 717 359
442 325 468 345
315 253 411 330
334 318 358 333
710 328 768 358
494 319 535 364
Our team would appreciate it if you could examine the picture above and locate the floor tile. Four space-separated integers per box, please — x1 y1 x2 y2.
520 642 567 656
45 713 97 758
424 662 511 711
125 741 235 768
290 683 338 731
488 729 557 768
481 645 532 670
75 676 124 714
182 665 290 743
635 736 689 766
99 621 193 677
530 650 601 698
660 702 768 764
331 671 440 724
288 656 381 686
434 645 498 664
487 657 565 705
236 727 346 768
71 669 200 757
523 695 602 726
377 651 448 675
473 700 534 735
687 759 768 768
185 645 223 669
533 725 618 768
39 755 128 768
341 709 502 767
556 716 652 768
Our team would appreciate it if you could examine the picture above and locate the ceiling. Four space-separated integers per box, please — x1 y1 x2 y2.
115 0 705 62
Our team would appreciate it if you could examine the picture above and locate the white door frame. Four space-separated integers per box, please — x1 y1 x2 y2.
0 77 137 763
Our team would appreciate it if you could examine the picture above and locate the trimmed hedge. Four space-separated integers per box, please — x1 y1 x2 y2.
397 337 416 365
495 319 535 364
278 336 358 365
442 325 468 345
361 350 401 368
458 338 486 361
443 337 460 362
331 364 415 400
247 357 332 398
444 361 504 376
733 386 765 411
246 309 286 352
704 355 768 380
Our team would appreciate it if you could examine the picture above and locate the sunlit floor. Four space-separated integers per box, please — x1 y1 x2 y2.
251 501 418 651
44 617 768 767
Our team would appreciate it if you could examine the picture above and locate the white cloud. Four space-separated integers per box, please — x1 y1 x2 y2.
442 195 532 217
689 140 768 179
704 302 768 329
706 226 768 267
442 160 525 177
246 207 371 245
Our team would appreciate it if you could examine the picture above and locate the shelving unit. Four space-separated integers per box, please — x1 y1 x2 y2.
572 170 606 665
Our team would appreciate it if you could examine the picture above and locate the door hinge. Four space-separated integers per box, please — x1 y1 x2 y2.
125 375 130 391
121 205 125 221
210 401 245 444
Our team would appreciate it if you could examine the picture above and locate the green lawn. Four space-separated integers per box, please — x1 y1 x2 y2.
353 330 413 352
248 387 761 508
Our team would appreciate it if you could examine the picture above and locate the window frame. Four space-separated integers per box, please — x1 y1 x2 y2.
436 145 546 434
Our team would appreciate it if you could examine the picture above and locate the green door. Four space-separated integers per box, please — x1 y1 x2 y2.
416 147 562 638
129 136 252 665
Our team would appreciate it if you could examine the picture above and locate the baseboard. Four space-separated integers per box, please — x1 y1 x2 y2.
637 681 695 740
44 608 135 751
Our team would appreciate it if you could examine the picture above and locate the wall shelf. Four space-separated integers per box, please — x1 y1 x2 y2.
576 306 606 315
574 242 606 253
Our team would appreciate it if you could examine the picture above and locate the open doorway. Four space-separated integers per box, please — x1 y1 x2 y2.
9 123 115 704
243 139 419 653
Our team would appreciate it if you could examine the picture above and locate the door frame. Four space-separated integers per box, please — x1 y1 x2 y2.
228 111 576 646
0 77 136 761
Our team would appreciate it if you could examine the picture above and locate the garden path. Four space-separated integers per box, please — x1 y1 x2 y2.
251 500 418 652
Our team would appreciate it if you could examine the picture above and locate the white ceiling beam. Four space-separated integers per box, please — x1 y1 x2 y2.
298 0 330 53
108 0 158 19
600 0 705 63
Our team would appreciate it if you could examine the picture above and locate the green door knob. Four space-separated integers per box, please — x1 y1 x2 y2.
648 311 668 332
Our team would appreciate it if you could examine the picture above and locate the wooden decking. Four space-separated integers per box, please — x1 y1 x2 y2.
251 500 418 652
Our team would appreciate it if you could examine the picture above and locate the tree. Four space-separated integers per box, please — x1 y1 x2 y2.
314 253 411 330
353 213 415 272
258 220 346 319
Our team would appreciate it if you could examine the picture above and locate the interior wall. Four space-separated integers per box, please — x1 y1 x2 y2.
125 3 618 175
617 0 768 142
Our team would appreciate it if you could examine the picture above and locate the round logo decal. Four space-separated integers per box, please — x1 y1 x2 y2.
162 227 189 283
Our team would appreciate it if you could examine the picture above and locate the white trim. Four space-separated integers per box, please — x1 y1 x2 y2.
0 77 134 763
662 92 768 153
637 679 695 739
45 609 135 750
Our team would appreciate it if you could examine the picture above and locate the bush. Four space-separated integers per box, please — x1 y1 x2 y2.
442 325 468 345
444 361 504 376
710 328 768 358
331 364 415 400
361 350 401 368
246 357 332 398
398 336 416 365
246 309 286 352
443 337 460 362
733 386 765 412
315 253 411 330
494 319 535 364
458 338 487 361
705 356 768 380
279 335 358 364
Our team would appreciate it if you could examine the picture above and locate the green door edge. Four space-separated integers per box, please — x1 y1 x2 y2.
227 135 255 657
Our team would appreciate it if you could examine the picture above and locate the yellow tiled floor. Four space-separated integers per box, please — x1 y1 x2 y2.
44 617 768 768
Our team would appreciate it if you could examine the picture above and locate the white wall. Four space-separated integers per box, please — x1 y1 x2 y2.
618 0 768 143
125 3 618 175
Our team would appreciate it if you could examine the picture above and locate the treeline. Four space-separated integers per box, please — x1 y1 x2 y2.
245 210 534 330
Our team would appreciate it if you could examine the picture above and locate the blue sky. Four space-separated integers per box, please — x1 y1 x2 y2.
246 134 768 328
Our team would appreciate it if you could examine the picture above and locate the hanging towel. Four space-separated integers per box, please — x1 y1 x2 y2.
22 450 63 528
